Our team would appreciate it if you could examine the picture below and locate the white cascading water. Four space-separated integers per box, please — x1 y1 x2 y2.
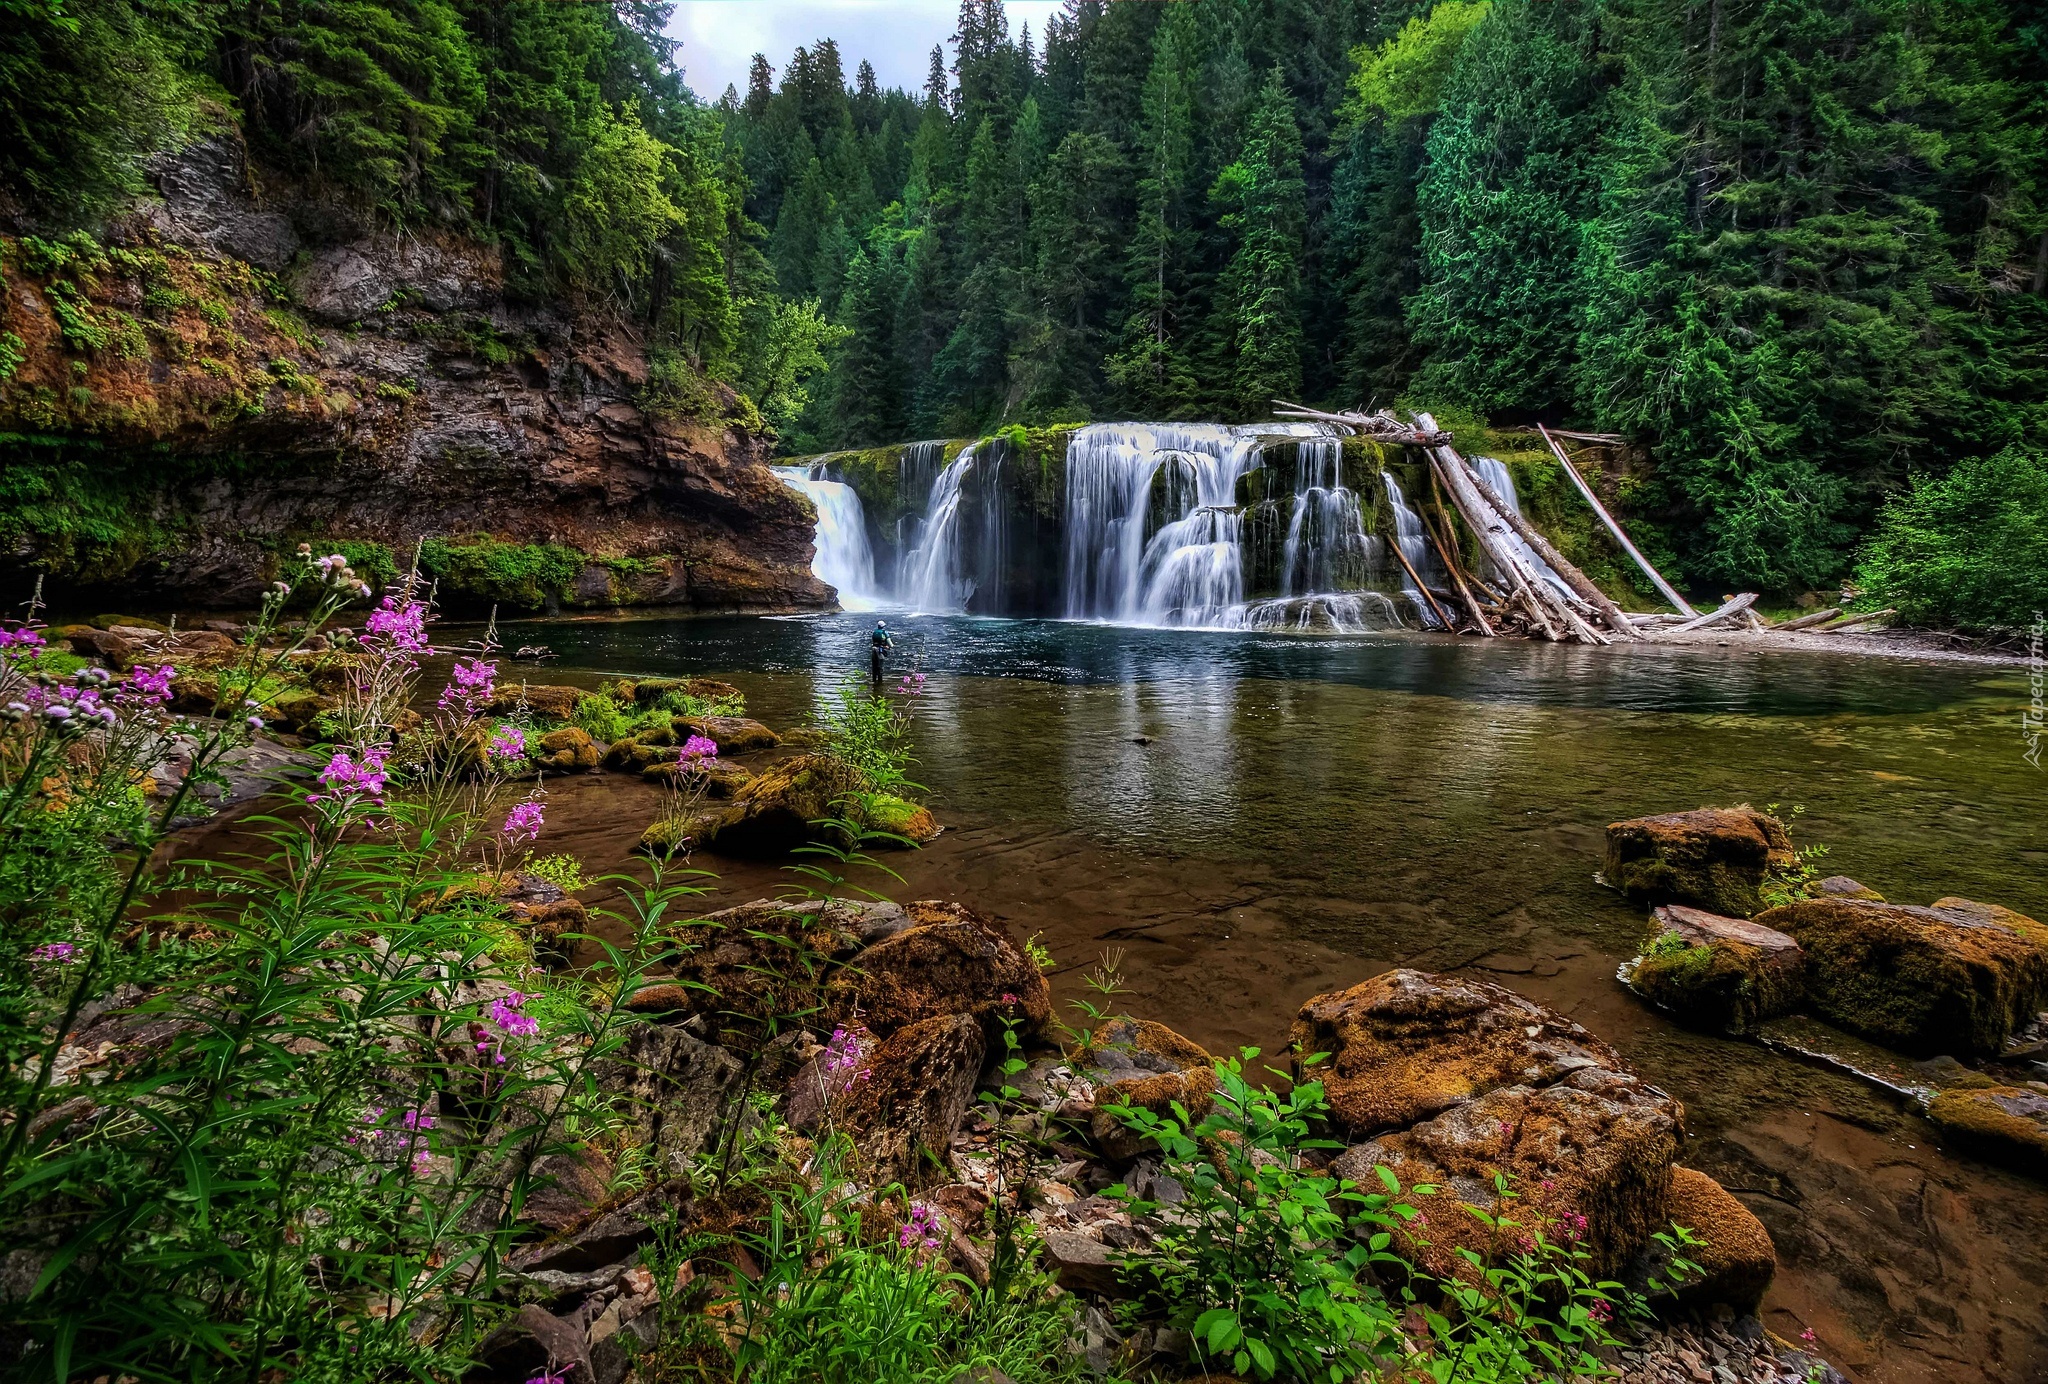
1278 433 1374 598
1471 456 1573 601
772 464 884 611
900 442 979 613
1379 472 1445 629
895 440 946 558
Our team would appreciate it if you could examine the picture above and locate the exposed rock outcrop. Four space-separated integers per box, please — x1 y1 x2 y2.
0 141 829 614
1629 905 1807 1036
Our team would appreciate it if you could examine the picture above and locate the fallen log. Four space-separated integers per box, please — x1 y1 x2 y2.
1668 592 1759 634
1270 400 1452 447
1416 412 1571 641
1418 484 1495 637
1774 607 1842 631
1385 532 1457 633
1823 607 1896 631
1461 464 1639 640
1537 424 1695 616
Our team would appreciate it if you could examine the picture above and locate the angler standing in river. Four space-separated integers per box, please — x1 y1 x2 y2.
868 619 893 690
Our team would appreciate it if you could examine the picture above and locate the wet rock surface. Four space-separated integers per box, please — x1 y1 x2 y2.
1631 905 1808 1036
1757 897 2048 1056
1606 807 1796 918
1290 968 1625 1136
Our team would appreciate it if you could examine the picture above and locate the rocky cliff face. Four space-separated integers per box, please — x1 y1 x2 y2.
0 139 829 614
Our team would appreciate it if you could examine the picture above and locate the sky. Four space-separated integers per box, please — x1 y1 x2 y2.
668 0 1064 102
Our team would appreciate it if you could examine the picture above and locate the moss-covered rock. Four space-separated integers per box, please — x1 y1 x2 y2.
1289 969 1627 1138
1332 1067 1682 1282
830 1013 987 1186
1926 1086 2048 1177
866 793 941 845
653 898 871 1049
534 726 599 772
1079 1017 1217 1160
636 810 725 859
1629 905 1806 1035
690 753 866 857
629 677 743 708
824 900 1052 1042
641 756 751 798
486 683 583 722
1757 897 2048 1056
1604 806 1796 917
1644 1166 1777 1311
673 714 779 755
1817 876 1885 902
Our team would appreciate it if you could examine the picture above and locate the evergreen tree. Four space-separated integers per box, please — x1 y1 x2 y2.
1107 0 1203 414
1210 67 1307 414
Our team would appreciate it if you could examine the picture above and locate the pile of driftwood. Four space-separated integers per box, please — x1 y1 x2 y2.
1269 404 1894 646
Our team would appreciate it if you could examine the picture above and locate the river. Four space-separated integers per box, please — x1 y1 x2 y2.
492 611 2048 1384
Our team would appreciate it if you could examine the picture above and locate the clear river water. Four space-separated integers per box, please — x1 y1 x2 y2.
484 611 2047 1384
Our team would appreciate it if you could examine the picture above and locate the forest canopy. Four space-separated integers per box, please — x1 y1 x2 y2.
1 0 2043 598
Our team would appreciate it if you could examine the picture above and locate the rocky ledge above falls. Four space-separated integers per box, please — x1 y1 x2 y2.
0 140 831 614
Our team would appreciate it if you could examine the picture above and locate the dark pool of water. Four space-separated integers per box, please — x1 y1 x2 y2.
487 612 2046 1384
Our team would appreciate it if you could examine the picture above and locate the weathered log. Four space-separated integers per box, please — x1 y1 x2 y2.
1417 415 1568 641
1774 607 1842 631
1418 484 1495 637
1270 400 1452 447
1743 608 1768 632
1668 592 1759 634
1822 607 1896 631
1385 532 1456 633
1537 425 1695 616
1461 464 1639 639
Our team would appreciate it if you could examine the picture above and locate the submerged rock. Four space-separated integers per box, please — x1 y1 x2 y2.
1332 1066 1682 1281
825 901 1052 1041
1604 806 1796 917
1756 897 2048 1056
1926 1085 2048 1177
1630 904 1807 1035
1289 969 1624 1137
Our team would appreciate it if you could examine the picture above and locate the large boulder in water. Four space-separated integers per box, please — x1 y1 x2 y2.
695 754 867 856
1755 896 2048 1055
1604 806 1796 917
1629 904 1807 1035
825 901 1052 1042
487 684 584 722
1332 1066 1683 1282
1289 969 1625 1137
674 714 780 755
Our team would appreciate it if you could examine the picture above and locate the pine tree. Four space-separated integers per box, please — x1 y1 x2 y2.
1209 67 1306 416
1107 0 1202 415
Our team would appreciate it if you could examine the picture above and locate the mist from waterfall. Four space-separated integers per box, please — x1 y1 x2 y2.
772 464 884 611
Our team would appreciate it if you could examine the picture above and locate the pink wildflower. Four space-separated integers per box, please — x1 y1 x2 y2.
899 1203 945 1259
0 625 48 657
501 800 544 842
526 1368 576 1384
822 1025 872 1079
28 942 76 964
1589 1298 1613 1324
121 663 176 705
679 734 719 760
309 746 389 809
486 725 527 763
438 658 497 718
361 597 431 660
476 992 541 1066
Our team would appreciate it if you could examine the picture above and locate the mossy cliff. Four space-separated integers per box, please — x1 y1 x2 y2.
0 145 829 616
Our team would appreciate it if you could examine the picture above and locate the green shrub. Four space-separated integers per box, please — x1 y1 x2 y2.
571 693 631 743
524 852 586 892
419 535 585 610
821 686 914 794
0 329 23 382
1853 448 2048 631
641 344 719 420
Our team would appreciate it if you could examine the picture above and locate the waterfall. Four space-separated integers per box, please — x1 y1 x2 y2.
1278 434 1373 598
1380 473 1445 629
900 442 979 613
1061 423 1266 626
773 465 883 611
1471 456 1572 601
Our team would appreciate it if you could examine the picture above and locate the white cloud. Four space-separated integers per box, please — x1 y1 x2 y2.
668 0 1063 103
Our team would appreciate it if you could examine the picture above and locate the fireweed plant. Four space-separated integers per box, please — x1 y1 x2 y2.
0 561 708 1381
